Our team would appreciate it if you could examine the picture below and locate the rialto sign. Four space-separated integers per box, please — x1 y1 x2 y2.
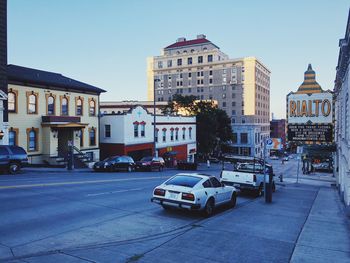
287 91 334 143
287 92 333 124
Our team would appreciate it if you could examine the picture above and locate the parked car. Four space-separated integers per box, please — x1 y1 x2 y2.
93 156 135 172
135 156 165 171
0 145 28 174
282 156 289 161
312 162 333 173
151 173 237 217
270 155 279 160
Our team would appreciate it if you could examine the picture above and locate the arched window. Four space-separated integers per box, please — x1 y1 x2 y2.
175 128 179 140
61 97 68 115
89 99 96 116
170 129 174 141
28 94 37 114
182 128 186 140
9 129 17 146
76 98 83 115
8 92 16 112
189 127 192 139
134 122 139 137
140 123 145 137
47 95 55 115
28 129 37 151
162 129 167 142
89 128 96 146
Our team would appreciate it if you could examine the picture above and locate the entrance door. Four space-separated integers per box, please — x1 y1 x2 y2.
58 129 73 157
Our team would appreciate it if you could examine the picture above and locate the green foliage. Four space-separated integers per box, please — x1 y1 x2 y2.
165 95 233 156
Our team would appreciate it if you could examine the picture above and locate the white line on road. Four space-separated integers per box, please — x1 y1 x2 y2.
86 188 144 197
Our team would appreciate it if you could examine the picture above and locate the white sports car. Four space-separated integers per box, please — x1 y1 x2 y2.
151 173 237 217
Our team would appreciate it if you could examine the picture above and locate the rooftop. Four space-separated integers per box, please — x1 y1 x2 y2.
7 64 106 94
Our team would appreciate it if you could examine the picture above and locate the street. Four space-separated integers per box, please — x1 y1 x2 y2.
0 160 347 263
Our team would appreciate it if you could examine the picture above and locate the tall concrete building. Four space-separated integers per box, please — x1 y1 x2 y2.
147 35 271 156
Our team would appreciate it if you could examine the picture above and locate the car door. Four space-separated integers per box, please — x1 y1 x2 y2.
0 146 10 167
209 177 227 204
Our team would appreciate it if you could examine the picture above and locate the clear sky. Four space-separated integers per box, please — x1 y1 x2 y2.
7 0 349 119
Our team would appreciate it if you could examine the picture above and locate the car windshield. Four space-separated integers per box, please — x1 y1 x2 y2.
103 156 118 162
141 157 153 161
165 175 202 188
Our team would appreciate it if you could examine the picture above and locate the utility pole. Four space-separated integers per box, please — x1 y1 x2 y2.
153 78 160 157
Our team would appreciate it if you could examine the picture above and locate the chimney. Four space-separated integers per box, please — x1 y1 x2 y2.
197 34 206 39
177 37 186 43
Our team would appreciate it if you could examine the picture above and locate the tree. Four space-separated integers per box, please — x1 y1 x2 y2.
163 95 233 157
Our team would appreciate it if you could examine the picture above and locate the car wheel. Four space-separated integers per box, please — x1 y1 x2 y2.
256 184 263 197
127 166 132 172
9 163 20 175
272 182 276 192
229 193 237 208
203 198 215 217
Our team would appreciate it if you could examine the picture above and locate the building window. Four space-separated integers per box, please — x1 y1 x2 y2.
167 60 172 67
158 61 163 68
241 133 248 144
188 57 192 65
170 129 174 141
232 110 236 115
155 129 159 142
189 127 192 139
209 70 213 76
89 98 96 116
188 72 192 78
76 97 83 116
209 78 213 84
89 127 96 146
182 128 186 140
208 55 213 62
105 125 111 138
8 90 17 113
61 96 69 116
26 128 39 152
175 129 179 140
9 128 18 146
134 123 139 137
162 129 166 142
232 101 236 107
222 102 226 107
46 94 55 115
140 123 145 137
27 92 38 114
177 58 182 66
222 94 226 99
198 56 203 64
232 133 237 143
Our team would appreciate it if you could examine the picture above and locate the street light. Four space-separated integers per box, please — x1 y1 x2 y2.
153 78 160 157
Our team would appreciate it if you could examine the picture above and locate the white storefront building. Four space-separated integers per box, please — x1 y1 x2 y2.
100 105 197 164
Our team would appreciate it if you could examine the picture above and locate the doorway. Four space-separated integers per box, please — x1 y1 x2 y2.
57 129 73 157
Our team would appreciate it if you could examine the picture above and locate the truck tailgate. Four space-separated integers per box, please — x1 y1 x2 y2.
221 170 255 186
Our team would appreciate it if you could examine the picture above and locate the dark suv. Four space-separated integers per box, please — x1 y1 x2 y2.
0 145 28 174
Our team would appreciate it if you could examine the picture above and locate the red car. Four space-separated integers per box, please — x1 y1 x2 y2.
136 156 165 171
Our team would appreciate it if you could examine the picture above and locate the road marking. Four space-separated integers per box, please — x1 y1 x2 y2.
0 176 170 190
86 187 144 197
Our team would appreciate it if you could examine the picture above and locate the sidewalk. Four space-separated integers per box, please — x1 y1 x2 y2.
22 167 92 173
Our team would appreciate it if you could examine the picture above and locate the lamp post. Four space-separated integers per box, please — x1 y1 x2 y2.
153 78 160 157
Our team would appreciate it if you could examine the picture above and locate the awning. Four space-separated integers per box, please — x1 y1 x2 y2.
42 122 88 128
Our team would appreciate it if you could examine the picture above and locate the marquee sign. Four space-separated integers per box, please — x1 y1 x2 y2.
287 123 333 143
287 92 334 143
287 92 333 124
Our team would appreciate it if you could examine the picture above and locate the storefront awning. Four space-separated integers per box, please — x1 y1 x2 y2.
42 122 88 128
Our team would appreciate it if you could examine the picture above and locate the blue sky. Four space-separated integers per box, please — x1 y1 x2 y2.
8 0 349 118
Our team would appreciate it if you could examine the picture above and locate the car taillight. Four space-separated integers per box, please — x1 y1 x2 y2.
154 188 165 196
182 193 195 201
253 174 257 182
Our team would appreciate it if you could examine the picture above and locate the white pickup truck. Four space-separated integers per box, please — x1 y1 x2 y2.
220 156 275 196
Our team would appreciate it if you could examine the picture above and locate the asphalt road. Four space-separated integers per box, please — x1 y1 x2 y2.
0 159 334 262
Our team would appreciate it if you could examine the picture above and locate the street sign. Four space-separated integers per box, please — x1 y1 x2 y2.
266 138 282 150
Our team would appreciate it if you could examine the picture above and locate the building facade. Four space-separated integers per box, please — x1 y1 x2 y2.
100 105 196 163
0 0 8 145
7 65 105 165
147 35 271 156
334 10 350 213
